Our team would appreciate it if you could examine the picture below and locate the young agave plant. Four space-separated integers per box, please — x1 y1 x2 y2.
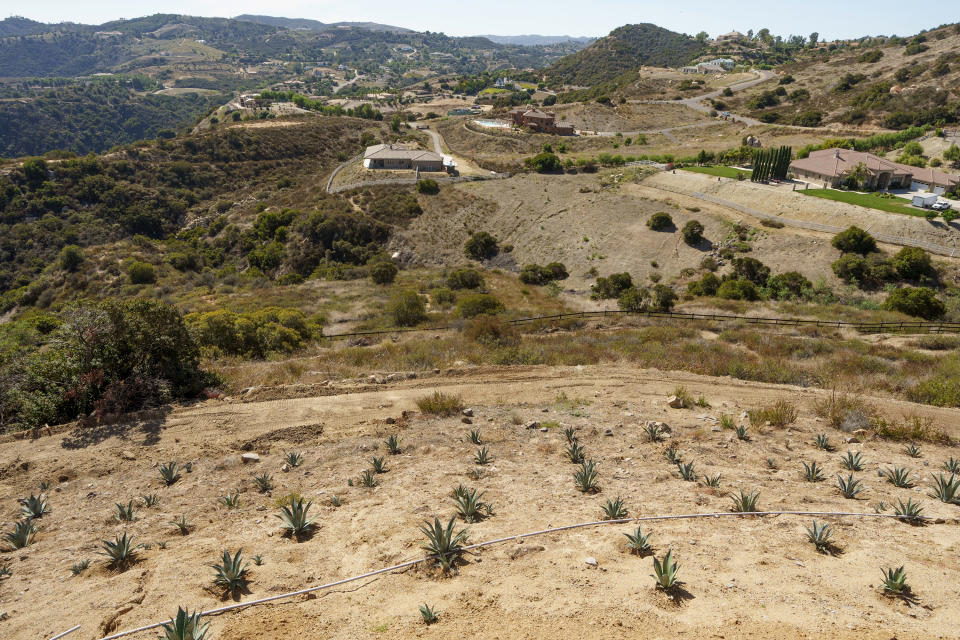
600 496 629 520
802 461 825 483
141 493 161 508
419 515 469 573
70 559 90 575
284 451 304 468
385 434 402 455
0 563 11 578
467 429 483 445
252 554 264 566
730 489 761 513
765 457 777 470
419 603 440 625
677 461 696 481
883 466 914 488
814 434 834 452
873 501 888 513
836 474 864 499
944 457 960 475
100 532 142 570
254 472 274 493
702 474 722 488
170 515 193 535
474 446 493 465
328 495 343 507
893 498 924 523
159 607 209 640
468 468 485 481
158 462 181 486
277 497 317 540
211 549 249 595
734 425 750 441
19 494 50 519
453 487 489 523
563 426 577 443
359 469 379 488
804 520 834 554
573 460 600 493
664 446 682 465
218 492 241 509
928 473 960 504
651 549 680 590
564 440 585 464
114 500 138 522
904 443 922 458
370 456 388 474
3 518 37 550
644 423 665 442
880 566 909 595
840 451 865 472
624 527 653 555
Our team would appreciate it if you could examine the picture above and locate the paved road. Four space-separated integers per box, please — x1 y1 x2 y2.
422 127 444 155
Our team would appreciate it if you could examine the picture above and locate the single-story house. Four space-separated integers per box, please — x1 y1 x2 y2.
708 58 736 69
788 148 959 194
363 144 444 171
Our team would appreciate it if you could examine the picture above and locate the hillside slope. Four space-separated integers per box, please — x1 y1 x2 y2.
545 23 706 86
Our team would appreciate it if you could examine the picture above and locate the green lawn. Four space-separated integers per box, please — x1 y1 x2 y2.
681 165 752 179
799 189 923 217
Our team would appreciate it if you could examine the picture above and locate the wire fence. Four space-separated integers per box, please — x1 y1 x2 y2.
324 308 960 341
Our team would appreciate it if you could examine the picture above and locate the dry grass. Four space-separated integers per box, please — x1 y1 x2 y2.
813 391 876 431
871 415 951 445
415 391 464 416
748 399 798 429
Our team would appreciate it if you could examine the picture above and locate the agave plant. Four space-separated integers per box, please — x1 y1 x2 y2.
734 425 750 441
359 469 379 488
328 495 342 507
573 459 600 493
211 549 249 595
0 564 11 578
19 494 50 519
467 429 483 445
370 456 388 474
284 451 304 468
563 426 577 443
677 461 696 481
114 500 138 522
730 489 760 513
468 468 485 481
873 500 887 513
158 462 181 486
894 498 924 523
664 446 682 465
385 434 402 455
624 527 653 555
944 457 960 475
100 532 142 569
276 497 317 539
600 496 628 520
652 549 680 590
883 467 914 488
419 603 440 625
880 566 909 595
70 559 90 575
928 473 960 504
904 443 922 458
644 423 665 442
170 515 193 535
254 472 274 493
804 520 834 554
218 492 241 509
840 451 865 472
141 493 161 508
3 518 36 550
802 461 824 483
159 607 209 640
252 554 264 566
765 457 777 470
453 487 490 523
836 474 864 499
814 434 834 452
474 446 493 465
419 515 469 573
702 474 722 488
564 440 585 464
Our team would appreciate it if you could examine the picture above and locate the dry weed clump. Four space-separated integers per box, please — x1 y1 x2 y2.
813 391 876 431
871 415 950 444
748 399 798 429
416 391 464 416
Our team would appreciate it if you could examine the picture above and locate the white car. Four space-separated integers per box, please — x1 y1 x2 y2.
931 201 952 211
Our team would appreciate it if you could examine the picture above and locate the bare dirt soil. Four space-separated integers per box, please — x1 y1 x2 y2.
2 365 959 640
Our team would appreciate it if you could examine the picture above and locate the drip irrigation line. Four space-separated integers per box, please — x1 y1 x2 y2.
47 625 81 640
87 509 934 640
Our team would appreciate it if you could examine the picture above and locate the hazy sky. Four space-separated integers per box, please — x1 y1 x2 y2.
9 0 959 40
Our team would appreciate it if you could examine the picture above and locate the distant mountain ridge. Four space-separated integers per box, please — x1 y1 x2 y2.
234 14 413 33
477 34 595 46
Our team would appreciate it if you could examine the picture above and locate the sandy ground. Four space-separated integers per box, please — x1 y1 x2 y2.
1 365 959 640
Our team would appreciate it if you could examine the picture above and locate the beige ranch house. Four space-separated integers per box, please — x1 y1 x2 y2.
790 148 960 195
363 144 444 171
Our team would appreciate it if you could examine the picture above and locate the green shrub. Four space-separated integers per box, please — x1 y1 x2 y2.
731 257 770 286
767 272 811 300
187 307 321 357
59 245 84 272
464 232 499 261
463 315 519 346
687 272 720 296
591 272 633 299
526 152 562 173
389 290 427 326
892 247 933 281
647 212 673 231
369 261 398 285
417 179 439 194
681 220 704 245
717 278 758 301
832 226 876 255
519 262 569 285
883 287 945 319
430 287 457 305
446 268 484 290
127 261 156 284
455 294 504 318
